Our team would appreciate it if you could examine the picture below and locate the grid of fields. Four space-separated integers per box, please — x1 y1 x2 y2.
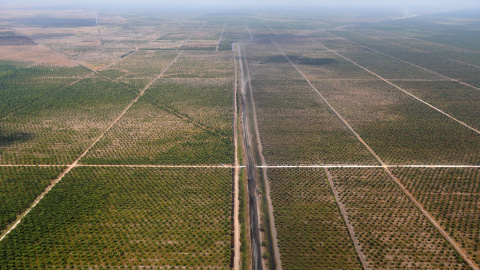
1 7 480 270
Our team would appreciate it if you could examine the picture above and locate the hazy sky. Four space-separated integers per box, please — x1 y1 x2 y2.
2 0 480 10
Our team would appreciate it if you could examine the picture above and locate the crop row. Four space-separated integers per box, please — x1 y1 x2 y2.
391 167 480 265
0 166 64 232
268 168 362 269
0 167 232 269
329 168 468 269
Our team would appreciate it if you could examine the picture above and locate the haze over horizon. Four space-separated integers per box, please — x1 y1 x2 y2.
1 0 480 11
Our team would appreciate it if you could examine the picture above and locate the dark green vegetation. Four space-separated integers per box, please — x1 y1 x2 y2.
0 63 89 117
0 167 232 269
268 168 362 269
0 166 64 232
1 78 137 164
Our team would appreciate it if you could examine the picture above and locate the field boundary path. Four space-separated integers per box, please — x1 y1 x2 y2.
0 51 183 243
271 38 480 270
216 22 227 51
244 22 254 40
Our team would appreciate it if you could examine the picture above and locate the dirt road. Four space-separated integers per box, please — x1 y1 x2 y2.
237 43 263 270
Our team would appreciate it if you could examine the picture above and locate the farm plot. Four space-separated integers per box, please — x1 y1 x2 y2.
0 64 89 117
81 97 232 165
328 29 480 86
98 49 180 90
268 168 362 269
163 50 233 78
180 22 225 50
0 166 64 233
361 12 480 52
0 78 136 165
319 42 449 81
147 78 233 131
242 41 377 165
329 168 469 269
388 80 480 130
272 37 480 165
270 36 378 80
391 167 480 265
0 167 232 269
304 78 480 165
343 28 480 71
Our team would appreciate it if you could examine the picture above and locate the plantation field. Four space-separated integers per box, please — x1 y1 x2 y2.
0 78 136 164
268 168 362 269
391 168 480 265
0 167 232 269
242 41 377 165
2 7 480 270
0 166 64 232
329 168 468 269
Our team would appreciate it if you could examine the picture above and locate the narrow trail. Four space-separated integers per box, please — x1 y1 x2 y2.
96 12 103 47
263 22 279 37
232 43 241 270
237 43 263 270
216 22 227 51
324 168 369 270
0 52 183 243
312 39 480 136
271 38 480 270
241 43 282 270
244 22 254 40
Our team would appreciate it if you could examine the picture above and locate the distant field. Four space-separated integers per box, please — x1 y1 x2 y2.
1 7 480 270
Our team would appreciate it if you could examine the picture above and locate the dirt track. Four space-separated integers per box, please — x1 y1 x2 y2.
237 43 263 270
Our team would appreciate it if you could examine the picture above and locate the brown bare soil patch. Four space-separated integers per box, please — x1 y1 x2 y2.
0 45 77 67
